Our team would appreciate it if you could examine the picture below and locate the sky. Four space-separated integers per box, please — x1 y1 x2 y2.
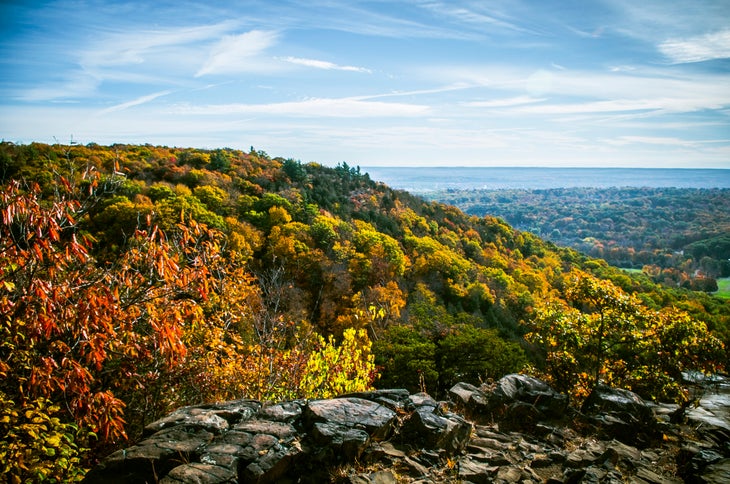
1 0 729 168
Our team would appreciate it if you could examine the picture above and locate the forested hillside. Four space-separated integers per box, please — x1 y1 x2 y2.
1 142 728 480
426 187 730 291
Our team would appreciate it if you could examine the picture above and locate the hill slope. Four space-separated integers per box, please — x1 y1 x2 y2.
1 142 727 478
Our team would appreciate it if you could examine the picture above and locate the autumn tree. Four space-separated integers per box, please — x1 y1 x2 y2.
0 178 226 478
527 270 724 402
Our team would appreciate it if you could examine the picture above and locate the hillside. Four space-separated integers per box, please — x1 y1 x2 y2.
1 142 728 479
425 187 730 290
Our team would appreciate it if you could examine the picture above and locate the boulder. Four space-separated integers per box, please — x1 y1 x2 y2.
339 389 412 412
303 397 396 441
490 374 568 419
83 427 216 483
457 374 567 428
400 406 472 454
448 381 482 406
700 458 730 484
581 385 659 447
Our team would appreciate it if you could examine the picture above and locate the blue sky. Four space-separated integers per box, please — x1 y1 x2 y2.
1 1 729 167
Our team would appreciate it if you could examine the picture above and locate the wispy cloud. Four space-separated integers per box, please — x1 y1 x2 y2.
16 72 100 102
81 22 238 69
658 29 730 64
462 95 545 108
606 135 701 147
279 56 371 73
173 97 429 117
362 83 478 100
416 1 534 35
99 90 172 114
195 30 279 77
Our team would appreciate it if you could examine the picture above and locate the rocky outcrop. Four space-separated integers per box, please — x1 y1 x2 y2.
84 374 730 483
449 374 568 430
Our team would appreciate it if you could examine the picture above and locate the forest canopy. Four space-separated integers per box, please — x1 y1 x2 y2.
426 187 730 290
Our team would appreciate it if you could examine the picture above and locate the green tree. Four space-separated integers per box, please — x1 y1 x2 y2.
373 325 438 393
438 325 527 391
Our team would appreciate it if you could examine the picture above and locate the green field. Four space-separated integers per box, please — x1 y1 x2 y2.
716 278 730 299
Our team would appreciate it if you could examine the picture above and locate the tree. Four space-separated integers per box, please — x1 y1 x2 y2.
0 179 224 476
526 270 724 402
373 326 438 393
438 325 527 391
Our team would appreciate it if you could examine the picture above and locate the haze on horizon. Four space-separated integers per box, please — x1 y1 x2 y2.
1 0 729 168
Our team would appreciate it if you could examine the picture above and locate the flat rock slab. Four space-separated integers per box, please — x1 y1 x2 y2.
305 397 396 441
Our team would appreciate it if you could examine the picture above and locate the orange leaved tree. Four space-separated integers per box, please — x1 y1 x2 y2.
0 179 221 479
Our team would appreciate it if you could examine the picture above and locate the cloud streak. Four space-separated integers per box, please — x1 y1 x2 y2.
196 30 279 76
99 90 172 114
279 56 371 73
174 97 430 118
659 29 730 64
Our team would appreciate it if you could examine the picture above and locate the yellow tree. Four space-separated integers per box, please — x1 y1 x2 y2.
527 270 724 402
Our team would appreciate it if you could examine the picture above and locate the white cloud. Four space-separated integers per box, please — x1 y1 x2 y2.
462 96 545 108
659 29 730 64
361 83 477 100
81 22 238 69
196 30 279 77
606 135 699 147
16 72 100 102
279 56 371 73
416 1 533 35
173 97 430 117
99 90 172 114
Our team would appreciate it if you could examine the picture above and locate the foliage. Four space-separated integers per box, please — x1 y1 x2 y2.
0 394 88 483
438 325 528 390
373 325 438 393
299 328 378 399
428 187 730 286
526 270 725 402
1 141 728 474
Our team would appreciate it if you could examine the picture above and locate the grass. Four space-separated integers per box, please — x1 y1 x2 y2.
621 268 643 274
715 277 730 299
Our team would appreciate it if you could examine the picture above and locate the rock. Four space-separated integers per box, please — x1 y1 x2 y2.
565 449 597 468
258 401 303 423
233 419 297 439
491 374 568 418
402 456 430 477
449 381 482 406
466 374 568 429
495 465 523 482
304 397 396 441
700 458 730 484
458 457 497 484
144 399 261 436
84 380 724 483
144 408 230 435
581 385 659 447
239 438 300 484
679 448 725 480
634 465 683 484
339 389 412 412
599 440 641 470
310 421 370 461
348 470 398 484
409 392 439 409
159 463 237 483
83 427 216 483
400 406 472 454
